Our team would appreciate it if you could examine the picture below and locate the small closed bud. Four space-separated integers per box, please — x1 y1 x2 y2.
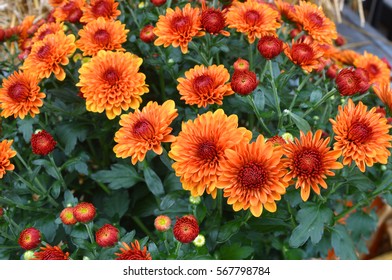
154 215 172 232
189 195 201 205
281 132 294 143
23 250 35 260
192 234 206 247
335 34 346 46
266 135 287 146
233 58 249 71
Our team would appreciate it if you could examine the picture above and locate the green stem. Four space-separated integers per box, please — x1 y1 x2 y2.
132 216 157 243
268 60 283 129
258 60 269 84
248 43 254 69
85 223 95 244
217 189 223 217
48 154 67 191
174 242 182 257
303 88 338 117
246 95 272 136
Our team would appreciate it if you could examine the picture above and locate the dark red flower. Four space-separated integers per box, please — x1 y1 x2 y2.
335 67 370 96
0 207 3 217
18 227 41 250
201 7 227 35
231 70 258 95
354 67 370 94
31 130 57 156
326 64 339 79
266 135 287 146
257 35 283 60
173 215 199 243
33 244 70 260
335 34 346 46
73 202 96 223
140 25 156 43
60 207 77 225
150 0 166 6
95 224 119 247
0 29 5 42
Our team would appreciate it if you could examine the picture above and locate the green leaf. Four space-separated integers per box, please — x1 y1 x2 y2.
55 123 89 155
195 203 207 223
310 89 322 103
63 153 89 175
346 171 375 192
32 159 58 179
35 215 58 243
143 166 165 197
383 193 392 206
219 243 254 260
253 88 265 111
102 190 130 219
375 170 392 192
331 224 358 259
17 117 38 142
160 191 183 210
63 190 78 207
91 163 142 190
50 181 61 199
217 219 243 243
288 112 311 133
289 203 333 248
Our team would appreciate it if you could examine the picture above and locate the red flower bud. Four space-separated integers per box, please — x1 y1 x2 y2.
257 35 283 60
18 227 41 250
150 0 166 6
95 224 119 247
73 202 96 223
173 215 199 243
31 130 57 156
140 25 156 43
201 8 226 35
335 34 346 46
60 207 77 225
231 69 258 95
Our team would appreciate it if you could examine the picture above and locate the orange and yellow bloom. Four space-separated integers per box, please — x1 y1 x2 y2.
169 109 252 199
217 135 288 217
177 64 233 108
80 0 121 23
330 99 392 172
115 240 152 260
113 100 178 165
154 3 204 53
293 0 337 44
353 51 391 86
0 140 16 179
77 50 148 119
374 83 392 111
22 31 76 81
76 17 129 56
225 0 280 44
0 70 45 119
282 130 343 202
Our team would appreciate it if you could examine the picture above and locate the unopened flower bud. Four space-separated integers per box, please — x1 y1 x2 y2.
192 234 205 247
189 196 201 205
281 132 294 143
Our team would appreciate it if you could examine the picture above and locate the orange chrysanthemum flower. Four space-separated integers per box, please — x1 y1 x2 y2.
113 100 178 165
169 109 252 198
274 0 297 22
33 244 70 260
330 99 392 172
115 240 152 260
353 51 391 86
225 0 281 44
18 15 35 41
177 64 233 108
22 31 76 81
0 139 16 179
80 0 121 23
0 70 45 119
154 3 205 54
77 50 149 119
282 130 343 202
216 135 288 217
53 0 85 23
374 83 392 111
76 17 128 56
31 22 63 45
284 36 325 73
330 49 360 66
293 1 337 44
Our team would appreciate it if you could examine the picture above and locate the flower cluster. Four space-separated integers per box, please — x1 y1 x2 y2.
0 0 392 260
